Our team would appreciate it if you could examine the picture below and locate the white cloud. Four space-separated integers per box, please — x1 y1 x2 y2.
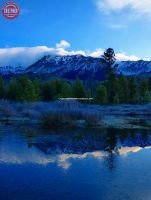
0 46 52 68
56 40 71 49
116 52 140 61
96 0 151 17
89 48 104 57
0 40 145 68
0 40 88 68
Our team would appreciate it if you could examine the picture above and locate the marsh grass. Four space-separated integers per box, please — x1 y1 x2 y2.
0 100 150 128
41 112 75 128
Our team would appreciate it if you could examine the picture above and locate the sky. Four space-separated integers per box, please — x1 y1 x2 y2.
0 0 151 67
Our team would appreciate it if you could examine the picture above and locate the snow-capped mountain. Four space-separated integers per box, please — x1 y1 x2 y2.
0 66 23 76
114 60 151 76
0 55 151 79
24 55 109 80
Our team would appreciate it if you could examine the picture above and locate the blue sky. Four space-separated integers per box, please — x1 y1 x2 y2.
0 0 151 64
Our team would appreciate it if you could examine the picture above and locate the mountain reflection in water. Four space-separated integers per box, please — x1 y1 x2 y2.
0 125 151 200
0 125 151 168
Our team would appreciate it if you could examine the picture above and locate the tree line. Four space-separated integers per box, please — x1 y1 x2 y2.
95 71 151 104
0 76 87 102
0 73 151 104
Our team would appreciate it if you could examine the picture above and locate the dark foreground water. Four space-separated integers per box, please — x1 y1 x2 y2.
0 124 151 200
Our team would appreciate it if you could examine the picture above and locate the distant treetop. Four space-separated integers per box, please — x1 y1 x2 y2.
103 48 116 65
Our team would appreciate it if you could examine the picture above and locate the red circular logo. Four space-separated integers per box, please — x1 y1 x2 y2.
2 2 20 20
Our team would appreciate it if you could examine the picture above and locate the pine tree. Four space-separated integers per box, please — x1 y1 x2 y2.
42 81 56 101
8 78 19 101
128 78 139 104
60 82 72 98
95 84 107 104
54 79 63 95
139 79 149 103
148 78 151 91
72 79 86 98
17 76 29 101
24 79 37 102
33 79 42 101
144 91 151 103
17 76 37 102
117 76 129 103
113 94 120 104
106 71 118 104
103 48 116 66
0 77 4 99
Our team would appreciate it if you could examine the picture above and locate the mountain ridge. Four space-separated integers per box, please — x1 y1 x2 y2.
0 54 151 80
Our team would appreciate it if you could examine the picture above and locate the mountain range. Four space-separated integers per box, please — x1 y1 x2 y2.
0 55 151 80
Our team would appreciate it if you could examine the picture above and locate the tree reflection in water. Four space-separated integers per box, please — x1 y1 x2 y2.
0 124 150 170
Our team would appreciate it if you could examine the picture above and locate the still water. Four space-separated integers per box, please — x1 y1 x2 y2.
0 124 151 200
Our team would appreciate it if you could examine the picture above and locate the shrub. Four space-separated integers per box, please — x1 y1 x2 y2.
40 112 74 128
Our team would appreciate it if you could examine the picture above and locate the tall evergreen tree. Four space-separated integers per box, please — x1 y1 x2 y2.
60 82 72 98
117 76 129 103
33 79 42 101
23 79 37 102
103 48 116 65
128 78 139 104
106 71 118 104
95 84 107 104
72 79 86 98
16 76 37 102
8 78 19 101
17 76 29 101
0 77 4 99
113 94 120 104
148 78 151 91
42 81 56 101
139 80 150 103
54 79 63 95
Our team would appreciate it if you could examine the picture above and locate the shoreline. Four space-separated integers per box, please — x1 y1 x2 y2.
0 101 151 129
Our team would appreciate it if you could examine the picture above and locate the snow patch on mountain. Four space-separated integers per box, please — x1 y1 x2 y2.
115 60 151 76
24 54 109 80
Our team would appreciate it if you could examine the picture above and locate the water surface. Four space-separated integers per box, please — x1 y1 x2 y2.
0 125 151 200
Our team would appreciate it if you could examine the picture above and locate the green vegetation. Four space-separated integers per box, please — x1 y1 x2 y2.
0 73 151 104
95 72 151 105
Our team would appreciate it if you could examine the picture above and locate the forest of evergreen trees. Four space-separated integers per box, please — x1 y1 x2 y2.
0 71 151 104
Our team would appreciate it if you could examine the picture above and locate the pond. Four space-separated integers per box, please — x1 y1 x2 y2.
0 124 151 200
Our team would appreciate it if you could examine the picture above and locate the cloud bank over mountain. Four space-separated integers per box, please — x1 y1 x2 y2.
0 40 142 68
